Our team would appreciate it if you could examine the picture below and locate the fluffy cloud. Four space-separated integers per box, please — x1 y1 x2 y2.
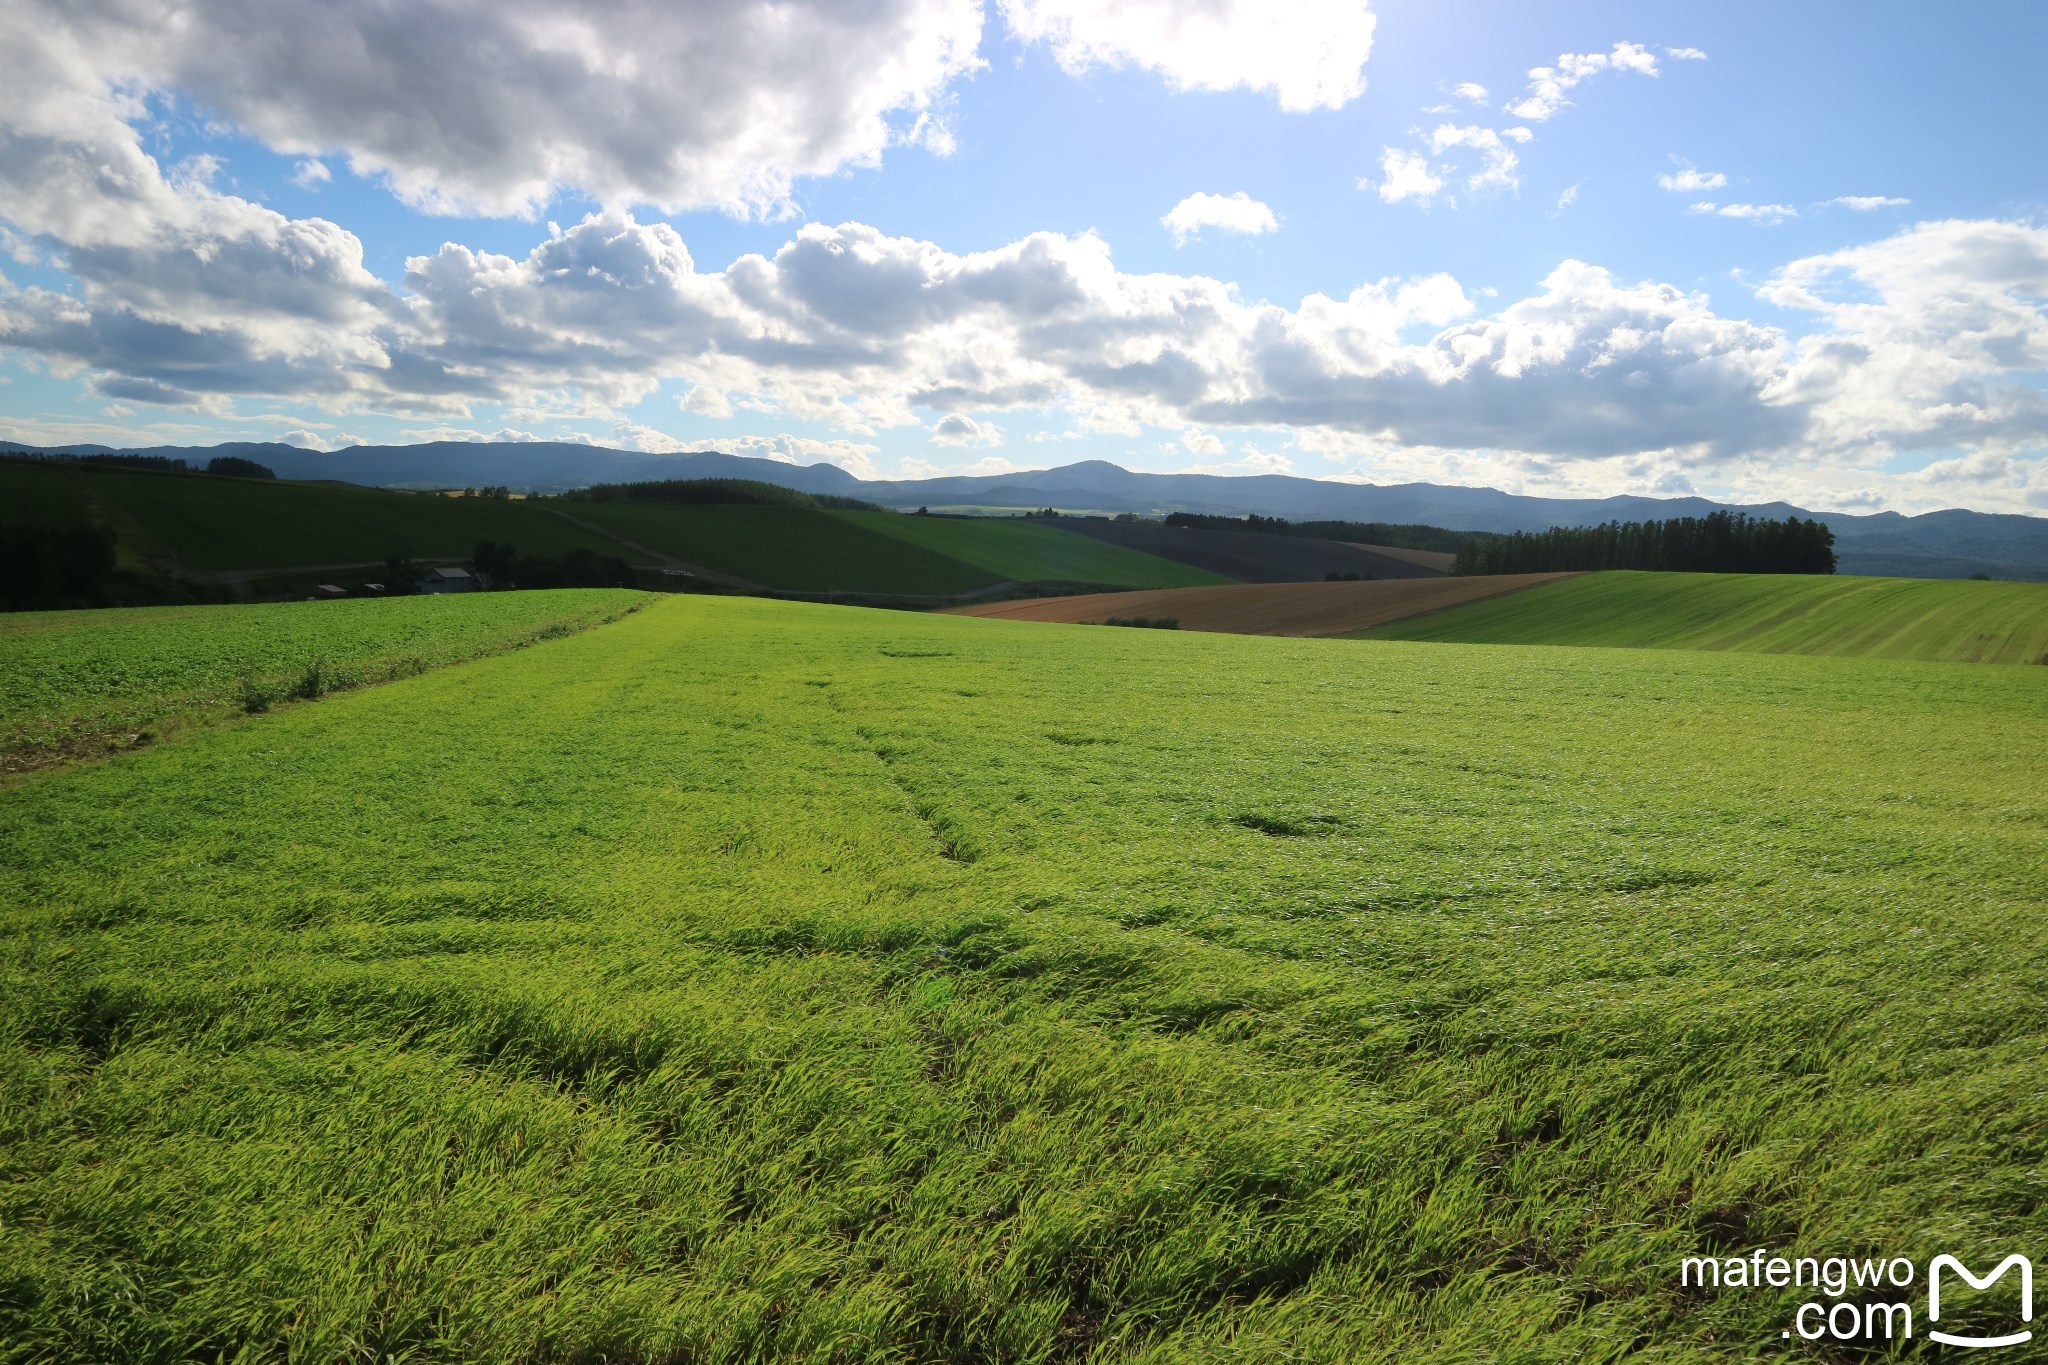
1371 149 1444 204
1664 47 1707 61
1161 191 1279 245
1827 196 1911 211
1452 82 1488 103
4 29 2046 513
1658 164 1726 192
930 412 1003 446
999 0 1375 111
1759 219 2048 460
290 159 332 188
1428 125 1524 193
11 0 985 218
1507 41 1660 122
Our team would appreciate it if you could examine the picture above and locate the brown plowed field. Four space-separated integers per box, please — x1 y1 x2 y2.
947 573 1574 637
1345 542 1459 573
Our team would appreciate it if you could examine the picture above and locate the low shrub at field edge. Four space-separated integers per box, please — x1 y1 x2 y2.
0 589 650 770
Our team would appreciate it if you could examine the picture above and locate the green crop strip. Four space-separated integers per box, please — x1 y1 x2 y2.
1 596 2043 1360
1352 570 2048 664
0 589 651 774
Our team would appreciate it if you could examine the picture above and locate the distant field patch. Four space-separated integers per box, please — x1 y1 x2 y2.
844 512 1231 587
1352 570 2048 663
566 503 995 594
1344 542 1458 573
949 574 1568 636
0 589 649 771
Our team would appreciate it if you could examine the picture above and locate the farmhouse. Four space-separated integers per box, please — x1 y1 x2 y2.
418 566 481 594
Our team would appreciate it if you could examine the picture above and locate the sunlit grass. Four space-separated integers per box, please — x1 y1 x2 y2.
2 596 2042 1360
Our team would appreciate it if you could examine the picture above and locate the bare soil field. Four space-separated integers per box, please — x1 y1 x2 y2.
1346 542 1459 573
948 573 1572 636
1045 519 1443 581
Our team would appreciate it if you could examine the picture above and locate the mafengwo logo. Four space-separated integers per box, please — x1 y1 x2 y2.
1929 1255 2033 1350
1679 1250 2033 1347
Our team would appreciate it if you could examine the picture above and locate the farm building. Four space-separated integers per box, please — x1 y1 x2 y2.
418 567 481 594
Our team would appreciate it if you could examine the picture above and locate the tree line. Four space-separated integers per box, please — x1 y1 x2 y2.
572 477 882 511
1452 511 1836 576
1162 511 1489 555
16 452 277 479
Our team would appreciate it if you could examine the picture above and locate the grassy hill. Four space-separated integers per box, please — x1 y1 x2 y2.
6 459 1224 598
1352 570 2048 664
836 512 1230 588
12 459 624 571
2 594 2043 1358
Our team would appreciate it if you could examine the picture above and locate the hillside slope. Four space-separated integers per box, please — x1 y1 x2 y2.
11 445 2043 579
847 513 1231 588
1353 571 2048 664
1046 518 1442 582
951 575 1567 636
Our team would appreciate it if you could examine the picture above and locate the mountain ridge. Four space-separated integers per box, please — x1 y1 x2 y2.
6 439 2043 579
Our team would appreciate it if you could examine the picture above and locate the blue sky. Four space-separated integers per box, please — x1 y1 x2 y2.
2 0 2044 512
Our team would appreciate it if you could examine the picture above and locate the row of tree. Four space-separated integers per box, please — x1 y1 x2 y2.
471 541 637 589
1162 511 1487 555
52 453 277 479
1453 512 1836 575
574 477 881 511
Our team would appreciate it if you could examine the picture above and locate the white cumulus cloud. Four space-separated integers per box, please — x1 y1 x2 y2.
1827 195 1912 211
999 0 1376 111
930 412 1003 446
1371 148 1444 204
11 0 986 218
1161 191 1279 245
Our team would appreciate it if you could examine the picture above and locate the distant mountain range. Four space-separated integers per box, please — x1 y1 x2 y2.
7 439 2045 580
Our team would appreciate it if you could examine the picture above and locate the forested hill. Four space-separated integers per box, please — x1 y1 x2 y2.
4 442 2043 580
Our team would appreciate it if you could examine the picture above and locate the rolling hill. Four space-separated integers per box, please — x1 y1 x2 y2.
1043 518 1443 581
951 575 1568 636
8 440 2040 580
1351 570 2048 664
3 457 1222 599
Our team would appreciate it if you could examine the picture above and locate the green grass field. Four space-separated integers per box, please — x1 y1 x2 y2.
1352 570 2048 663
565 503 998 594
0 590 649 771
846 514 1230 588
3 596 2043 1360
